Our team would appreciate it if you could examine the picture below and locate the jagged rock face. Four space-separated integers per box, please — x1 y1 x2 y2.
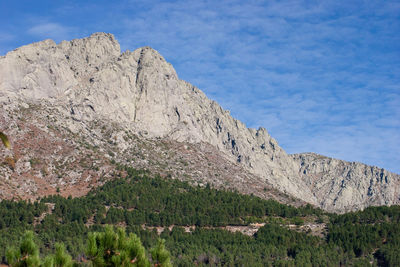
291 153 400 212
1 33 399 212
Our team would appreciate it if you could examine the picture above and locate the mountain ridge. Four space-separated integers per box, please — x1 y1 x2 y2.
1 32 399 212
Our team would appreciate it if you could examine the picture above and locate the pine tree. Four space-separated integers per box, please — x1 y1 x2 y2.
6 231 41 267
86 225 150 267
150 239 172 267
43 243 73 267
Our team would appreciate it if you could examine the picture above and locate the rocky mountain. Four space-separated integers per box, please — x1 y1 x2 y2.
292 153 399 212
0 33 399 212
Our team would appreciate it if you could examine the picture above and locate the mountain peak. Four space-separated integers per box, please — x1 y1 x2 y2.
1 33 399 212
70 32 120 53
87 32 116 40
58 32 121 63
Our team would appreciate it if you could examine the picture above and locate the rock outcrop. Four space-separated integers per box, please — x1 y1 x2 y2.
292 153 400 212
1 33 399 212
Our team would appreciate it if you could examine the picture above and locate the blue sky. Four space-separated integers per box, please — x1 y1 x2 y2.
1 0 399 173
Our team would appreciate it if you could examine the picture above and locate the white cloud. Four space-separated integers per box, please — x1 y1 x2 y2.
27 22 74 42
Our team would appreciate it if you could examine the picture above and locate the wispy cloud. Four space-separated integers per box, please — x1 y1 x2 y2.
27 22 75 43
114 0 400 172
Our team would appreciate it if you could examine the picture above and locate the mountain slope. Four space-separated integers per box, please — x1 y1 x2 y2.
292 153 399 212
0 32 399 212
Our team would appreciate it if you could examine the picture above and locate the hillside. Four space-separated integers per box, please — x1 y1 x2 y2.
0 32 399 212
1 168 399 266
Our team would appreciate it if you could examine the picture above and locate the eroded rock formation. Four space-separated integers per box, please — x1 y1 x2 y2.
1 33 398 212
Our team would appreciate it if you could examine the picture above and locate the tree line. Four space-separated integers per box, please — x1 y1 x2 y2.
0 166 399 266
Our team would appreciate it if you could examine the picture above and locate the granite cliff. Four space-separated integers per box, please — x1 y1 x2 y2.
1 33 398 212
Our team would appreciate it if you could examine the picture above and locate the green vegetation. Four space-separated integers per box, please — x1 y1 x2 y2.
6 231 41 267
6 227 169 267
86 225 169 267
328 206 400 266
0 166 399 266
0 131 11 148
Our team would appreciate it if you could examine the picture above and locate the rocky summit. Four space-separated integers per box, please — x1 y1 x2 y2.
0 33 399 212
